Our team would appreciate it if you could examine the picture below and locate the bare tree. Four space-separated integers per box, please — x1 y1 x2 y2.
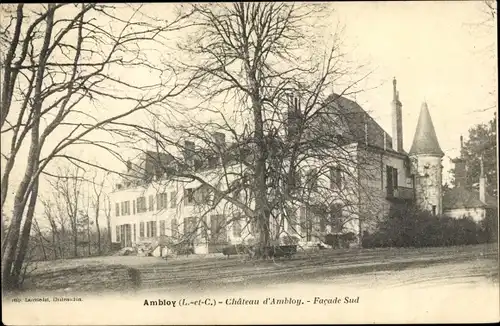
118 3 374 258
40 197 62 259
483 0 497 20
1 3 197 288
47 166 85 258
90 173 107 255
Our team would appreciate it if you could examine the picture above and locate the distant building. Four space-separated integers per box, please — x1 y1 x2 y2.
109 78 452 254
443 140 497 222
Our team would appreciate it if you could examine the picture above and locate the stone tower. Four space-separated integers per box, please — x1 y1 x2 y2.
409 102 444 215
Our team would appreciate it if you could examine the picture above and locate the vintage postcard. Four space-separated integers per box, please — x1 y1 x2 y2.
1 1 498 325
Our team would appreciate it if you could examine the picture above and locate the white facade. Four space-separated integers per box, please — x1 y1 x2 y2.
110 140 419 254
443 208 487 223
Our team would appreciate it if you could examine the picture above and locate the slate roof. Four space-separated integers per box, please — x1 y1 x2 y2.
324 94 395 151
443 186 498 210
409 102 444 157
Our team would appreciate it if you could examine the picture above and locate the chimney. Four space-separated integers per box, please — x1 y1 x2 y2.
391 78 403 152
126 160 132 172
213 132 226 148
479 156 486 204
460 135 464 156
287 92 300 139
452 136 467 188
183 140 195 166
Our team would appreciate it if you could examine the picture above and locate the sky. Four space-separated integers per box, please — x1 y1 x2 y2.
1 1 497 220
332 1 497 184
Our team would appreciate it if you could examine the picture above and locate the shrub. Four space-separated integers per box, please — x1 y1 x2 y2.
281 235 300 245
362 205 492 248
479 209 499 243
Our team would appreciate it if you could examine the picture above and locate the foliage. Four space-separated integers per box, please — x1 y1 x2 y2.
449 113 497 196
479 208 499 243
362 205 495 248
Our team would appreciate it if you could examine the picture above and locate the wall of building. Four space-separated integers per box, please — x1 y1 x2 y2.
110 142 418 253
356 145 414 233
443 207 486 222
412 154 443 215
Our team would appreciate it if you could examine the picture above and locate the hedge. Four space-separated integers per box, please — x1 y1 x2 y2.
362 206 498 248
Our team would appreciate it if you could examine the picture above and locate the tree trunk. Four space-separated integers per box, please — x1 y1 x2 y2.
1 158 38 287
73 222 78 258
87 216 91 256
59 224 65 259
106 200 112 251
51 228 57 260
11 178 39 288
251 93 270 258
33 218 47 261
95 209 101 255
1 4 55 288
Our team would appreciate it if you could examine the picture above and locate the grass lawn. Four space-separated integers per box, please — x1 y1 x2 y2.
20 243 498 294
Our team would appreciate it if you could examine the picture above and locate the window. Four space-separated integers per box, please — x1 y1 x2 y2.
196 187 211 204
287 211 298 234
146 221 157 237
148 195 154 211
305 169 318 191
233 216 242 238
171 219 179 238
201 216 209 240
151 221 157 237
289 169 301 189
336 167 342 188
133 224 136 242
136 196 147 213
210 215 227 244
133 200 136 214
183 218 188 236
170 191 177 208
139 222 144 238
250 217 258 235
329 204 342 233
116 225 120 242
330 166 342 189
386 166 399 196
160 220 165 236
120 201 130 215
157 193 168 210
184 188 195 206
319 215 326 233
299 207 312 241
115 203 120 217
189 216 197 238
432 205 436 216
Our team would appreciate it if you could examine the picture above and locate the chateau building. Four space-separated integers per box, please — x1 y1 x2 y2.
109 78 456 254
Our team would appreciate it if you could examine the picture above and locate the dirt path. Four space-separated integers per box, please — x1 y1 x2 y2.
4 254 499 325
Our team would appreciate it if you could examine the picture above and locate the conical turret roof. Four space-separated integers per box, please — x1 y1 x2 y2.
409 102 444 157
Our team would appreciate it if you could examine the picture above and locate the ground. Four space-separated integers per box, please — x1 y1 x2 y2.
3 244 498 324
13 243 500 293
